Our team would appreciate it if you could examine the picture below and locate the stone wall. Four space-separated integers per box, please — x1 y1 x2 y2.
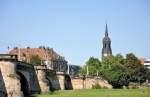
71 77 112 89
0 69 7 97
39 71 112 90
34 66 65 92
56 72 65 90
71 78 84 89
36 70 49 93
0 61 23 97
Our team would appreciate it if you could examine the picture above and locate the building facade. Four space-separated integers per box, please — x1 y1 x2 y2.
140 58 150 69
144 59 150 69
9 47 68 73
102 24 112 58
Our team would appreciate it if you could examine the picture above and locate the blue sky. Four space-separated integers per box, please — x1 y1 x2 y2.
0 0 150 65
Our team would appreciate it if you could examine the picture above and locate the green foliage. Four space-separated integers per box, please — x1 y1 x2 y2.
101 55 129 88
101 67 129 88
125 53 140 69
146 69 150 82
80 66 87 75
80 53 150 88
125 53 149 83
101 54 125 69
86 57 101 67
29 55 42 65
80 57 101 75
85 57 101 75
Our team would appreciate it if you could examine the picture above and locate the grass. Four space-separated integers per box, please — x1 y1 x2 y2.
36 89 150 97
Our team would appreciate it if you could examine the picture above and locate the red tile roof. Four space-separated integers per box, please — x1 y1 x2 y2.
9 48 65 61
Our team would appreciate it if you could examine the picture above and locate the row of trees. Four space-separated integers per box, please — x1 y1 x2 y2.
81 53 150 88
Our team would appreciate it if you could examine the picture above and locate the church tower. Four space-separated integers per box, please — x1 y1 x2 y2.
102 24 112 57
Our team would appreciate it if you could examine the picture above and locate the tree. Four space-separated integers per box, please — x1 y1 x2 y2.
146 69 150 82
29 55 42 65
101 66 129 88
85 57 101 75
80 65 87 75
125 53 140 69
101 54 129 88
124 53 149 83
81 53 150 88
80 57 101 76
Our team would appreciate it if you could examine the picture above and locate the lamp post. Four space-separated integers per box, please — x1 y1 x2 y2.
86 65 89 76
82 75 86 89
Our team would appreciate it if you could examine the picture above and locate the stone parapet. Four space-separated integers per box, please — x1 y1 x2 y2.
71 77 112 89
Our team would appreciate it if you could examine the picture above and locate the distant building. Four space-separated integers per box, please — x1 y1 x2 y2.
9 47 68 73
102 24 112 58
140 58 150 69
143 59 150 69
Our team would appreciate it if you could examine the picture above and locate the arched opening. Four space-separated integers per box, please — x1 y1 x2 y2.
46 78 54 92
17 72 30 96
64 75 73 90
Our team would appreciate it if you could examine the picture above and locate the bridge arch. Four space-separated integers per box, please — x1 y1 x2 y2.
17 71 30 96
46 78 54 91
64 74 73 90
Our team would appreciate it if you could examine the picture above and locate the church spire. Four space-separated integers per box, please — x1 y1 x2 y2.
102 24 112 58
105 23 108 37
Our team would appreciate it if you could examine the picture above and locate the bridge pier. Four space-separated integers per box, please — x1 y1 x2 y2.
35 66 68 91
35 65 49 93
0 61 23 97
56 72 65 90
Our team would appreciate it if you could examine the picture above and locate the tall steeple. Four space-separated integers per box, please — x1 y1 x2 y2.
102 24 112 58
105 24 108 37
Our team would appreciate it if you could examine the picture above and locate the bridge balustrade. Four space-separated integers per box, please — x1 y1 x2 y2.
0 54 18 61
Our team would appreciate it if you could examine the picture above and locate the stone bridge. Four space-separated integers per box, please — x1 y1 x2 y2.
0 54 112 97
0 54 66 97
